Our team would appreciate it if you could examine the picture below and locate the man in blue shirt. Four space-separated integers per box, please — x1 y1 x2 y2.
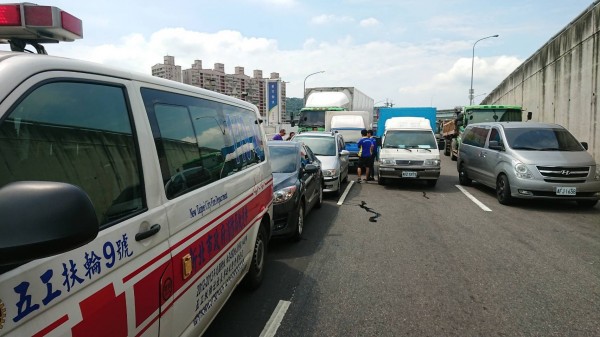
356 129 374 182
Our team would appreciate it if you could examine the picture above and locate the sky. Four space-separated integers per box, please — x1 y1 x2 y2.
1 0 596 108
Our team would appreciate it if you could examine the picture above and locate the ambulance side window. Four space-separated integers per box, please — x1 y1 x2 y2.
142 88 264 200
0 81 144 227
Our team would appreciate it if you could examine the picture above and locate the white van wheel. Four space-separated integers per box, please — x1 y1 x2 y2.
243 224 266 290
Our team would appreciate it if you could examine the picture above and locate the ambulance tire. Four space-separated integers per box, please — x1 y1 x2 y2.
243 223 267 290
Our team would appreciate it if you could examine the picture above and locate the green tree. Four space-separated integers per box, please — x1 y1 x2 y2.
286 97 303 120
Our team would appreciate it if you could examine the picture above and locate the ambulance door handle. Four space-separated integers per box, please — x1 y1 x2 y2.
135 224 161 241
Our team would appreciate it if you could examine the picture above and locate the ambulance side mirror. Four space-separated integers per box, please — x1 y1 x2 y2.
0 181 99 266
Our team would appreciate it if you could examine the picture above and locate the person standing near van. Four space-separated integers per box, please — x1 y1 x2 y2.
367 129 376 181
357 129 374 182
273 128 286 140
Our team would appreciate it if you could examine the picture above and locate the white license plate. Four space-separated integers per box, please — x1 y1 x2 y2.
556 187 576 196
402 171 417 178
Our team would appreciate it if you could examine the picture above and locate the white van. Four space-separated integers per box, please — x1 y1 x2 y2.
0 5 273 336
377 117 441 186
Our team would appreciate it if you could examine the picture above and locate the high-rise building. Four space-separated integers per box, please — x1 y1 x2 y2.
152 56 286 122
151 56 182 82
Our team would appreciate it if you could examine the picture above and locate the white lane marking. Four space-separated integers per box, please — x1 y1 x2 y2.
337 180 355 205
455 185 492 212
260 300 291 337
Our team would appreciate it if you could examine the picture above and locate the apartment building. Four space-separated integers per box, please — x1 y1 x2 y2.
151 56 287 122
151 55 182 83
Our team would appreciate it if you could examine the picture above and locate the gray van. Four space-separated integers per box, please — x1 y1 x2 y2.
457 122 600 207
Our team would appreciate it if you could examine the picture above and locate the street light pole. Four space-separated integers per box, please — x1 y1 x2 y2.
303 70 325 105
469 34 498 105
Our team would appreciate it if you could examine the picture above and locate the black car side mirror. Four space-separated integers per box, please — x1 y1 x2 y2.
488 140 504 151
304 163 319 173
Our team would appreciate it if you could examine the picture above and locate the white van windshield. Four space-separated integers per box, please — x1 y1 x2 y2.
383 130 437 149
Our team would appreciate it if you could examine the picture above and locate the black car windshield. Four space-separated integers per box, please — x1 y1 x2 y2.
505 127 584 151
294 136 336 156
383 130 436 149
268 146 299 173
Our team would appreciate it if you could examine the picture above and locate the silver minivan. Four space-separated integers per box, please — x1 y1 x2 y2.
457 122 600 207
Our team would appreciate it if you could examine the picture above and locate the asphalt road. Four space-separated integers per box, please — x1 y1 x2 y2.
205 155 600 337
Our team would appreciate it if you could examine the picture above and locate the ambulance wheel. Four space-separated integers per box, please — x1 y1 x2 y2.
243 223 267 290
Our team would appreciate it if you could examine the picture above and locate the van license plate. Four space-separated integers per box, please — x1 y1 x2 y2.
402 171 417 178
556 187 576 196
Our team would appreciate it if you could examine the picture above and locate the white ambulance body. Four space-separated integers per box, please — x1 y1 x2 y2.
0 4 273 336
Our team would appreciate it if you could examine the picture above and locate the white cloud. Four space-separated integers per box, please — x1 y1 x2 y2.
360 18 380 27
311 14 355 25
41 27 523 109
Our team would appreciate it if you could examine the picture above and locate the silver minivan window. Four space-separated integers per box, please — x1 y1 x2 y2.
462 126 489 148
294 136 336 156
505 127 584 151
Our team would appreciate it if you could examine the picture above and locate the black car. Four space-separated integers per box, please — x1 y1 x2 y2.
267 140 323 241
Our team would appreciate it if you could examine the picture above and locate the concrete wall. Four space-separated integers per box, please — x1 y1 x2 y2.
483 1 600 161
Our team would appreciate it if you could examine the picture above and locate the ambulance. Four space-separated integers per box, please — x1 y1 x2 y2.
0 3 273 336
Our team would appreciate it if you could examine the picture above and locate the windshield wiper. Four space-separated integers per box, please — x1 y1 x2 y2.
537 148 560 151
511 146 537 150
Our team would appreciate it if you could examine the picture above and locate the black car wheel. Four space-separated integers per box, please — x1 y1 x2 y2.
292 202 304 242
458 163 472 186
315 181 323 209
496 174 513 205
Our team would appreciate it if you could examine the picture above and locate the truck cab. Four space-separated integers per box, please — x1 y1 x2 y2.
377 117 441 187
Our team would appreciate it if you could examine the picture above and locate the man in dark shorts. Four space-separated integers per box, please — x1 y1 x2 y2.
356 129 374 182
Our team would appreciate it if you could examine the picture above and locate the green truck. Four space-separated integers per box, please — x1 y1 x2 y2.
442 105 531 160
293 87 374 133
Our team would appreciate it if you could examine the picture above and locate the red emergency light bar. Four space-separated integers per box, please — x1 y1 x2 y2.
0 3 83 42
